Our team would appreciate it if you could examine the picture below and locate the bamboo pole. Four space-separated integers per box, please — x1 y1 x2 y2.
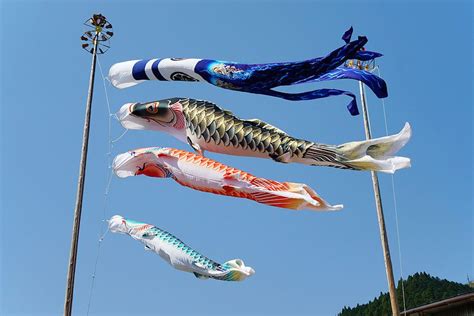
64 33 98 316
359 81 400 316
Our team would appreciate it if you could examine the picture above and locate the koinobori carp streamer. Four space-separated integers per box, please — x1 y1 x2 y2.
108 27 386 115
112 147 343 211
118 98 411 174
109 215 255 281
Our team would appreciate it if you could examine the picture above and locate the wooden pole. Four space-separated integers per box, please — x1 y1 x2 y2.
64 34 98 316
359 81 400 316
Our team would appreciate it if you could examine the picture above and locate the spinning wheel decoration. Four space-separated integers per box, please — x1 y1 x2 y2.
80 14 113 54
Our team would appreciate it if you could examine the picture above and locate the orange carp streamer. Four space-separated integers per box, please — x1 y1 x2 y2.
113 147 342 211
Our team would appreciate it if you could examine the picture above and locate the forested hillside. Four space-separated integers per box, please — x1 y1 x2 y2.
339 272 473 316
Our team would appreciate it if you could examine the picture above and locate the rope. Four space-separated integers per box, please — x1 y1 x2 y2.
374 65 407 312
86 55 115 316
111 128 128 143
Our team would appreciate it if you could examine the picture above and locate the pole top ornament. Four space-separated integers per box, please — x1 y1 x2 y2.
81 13 113 54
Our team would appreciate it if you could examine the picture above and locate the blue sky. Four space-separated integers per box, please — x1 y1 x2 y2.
0 1 472 315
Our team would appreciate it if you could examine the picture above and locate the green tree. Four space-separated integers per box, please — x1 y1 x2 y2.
339 272 473 316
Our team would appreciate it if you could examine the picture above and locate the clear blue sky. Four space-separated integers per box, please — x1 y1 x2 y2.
1 1 472 315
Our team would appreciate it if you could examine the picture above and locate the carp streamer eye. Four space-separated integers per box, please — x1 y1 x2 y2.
146 102 159 114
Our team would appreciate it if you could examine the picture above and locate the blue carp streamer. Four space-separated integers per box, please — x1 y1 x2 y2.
109 27 386 115
109 215 255 281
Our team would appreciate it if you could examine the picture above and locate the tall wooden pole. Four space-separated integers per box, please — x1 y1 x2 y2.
64 15 112 315
64 34 97 316
359 81 400 316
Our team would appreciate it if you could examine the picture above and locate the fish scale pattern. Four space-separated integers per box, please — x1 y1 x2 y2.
142 226 226 272
166 148 291 192
179 98 314 159
167 148 251 180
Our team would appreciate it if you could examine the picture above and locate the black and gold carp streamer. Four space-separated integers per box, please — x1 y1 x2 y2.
118 98 412 174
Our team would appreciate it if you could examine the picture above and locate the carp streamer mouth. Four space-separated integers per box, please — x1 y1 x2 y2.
128 102 137 114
